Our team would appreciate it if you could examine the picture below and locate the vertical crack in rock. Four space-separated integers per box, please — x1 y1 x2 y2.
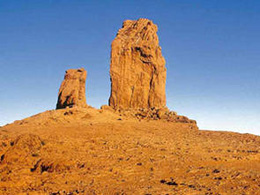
109 18 167 109
56 68 87 109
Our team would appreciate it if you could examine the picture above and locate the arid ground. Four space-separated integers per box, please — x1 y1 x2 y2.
0 107 259 195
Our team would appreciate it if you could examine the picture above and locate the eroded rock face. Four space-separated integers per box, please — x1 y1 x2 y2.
109 18 166 110
56 68 87 109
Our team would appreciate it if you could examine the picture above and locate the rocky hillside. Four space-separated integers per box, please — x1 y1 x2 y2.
0 107 259 194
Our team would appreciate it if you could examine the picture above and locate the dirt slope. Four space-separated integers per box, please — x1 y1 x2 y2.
0 107 259 195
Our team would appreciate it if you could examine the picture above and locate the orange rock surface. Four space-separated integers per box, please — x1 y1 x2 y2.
109 19 166 109
56 68 87 109
0 108 259 194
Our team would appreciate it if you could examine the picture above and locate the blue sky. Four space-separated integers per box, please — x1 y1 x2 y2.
0 0 259 135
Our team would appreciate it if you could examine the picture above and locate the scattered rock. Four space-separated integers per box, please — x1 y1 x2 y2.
100 105 114 112
160 178 178 186
213 169 220 173
64 110 74 116
188 184 196 189
214 177 223 180
82 113 92 119
31 158 73 173
117 107 197 125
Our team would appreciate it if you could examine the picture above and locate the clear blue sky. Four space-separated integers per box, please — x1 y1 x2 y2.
0 0 259 135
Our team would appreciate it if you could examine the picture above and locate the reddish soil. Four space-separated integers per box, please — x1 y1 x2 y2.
0 107 259 194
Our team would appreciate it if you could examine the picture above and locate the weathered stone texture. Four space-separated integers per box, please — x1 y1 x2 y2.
109 18 166 109
56 68 87 109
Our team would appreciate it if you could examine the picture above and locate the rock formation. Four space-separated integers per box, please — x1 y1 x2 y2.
109 18 166 110
56 68 87 109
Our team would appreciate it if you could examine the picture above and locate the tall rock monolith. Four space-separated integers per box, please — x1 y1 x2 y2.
109 18 166 110
56 68 87 109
